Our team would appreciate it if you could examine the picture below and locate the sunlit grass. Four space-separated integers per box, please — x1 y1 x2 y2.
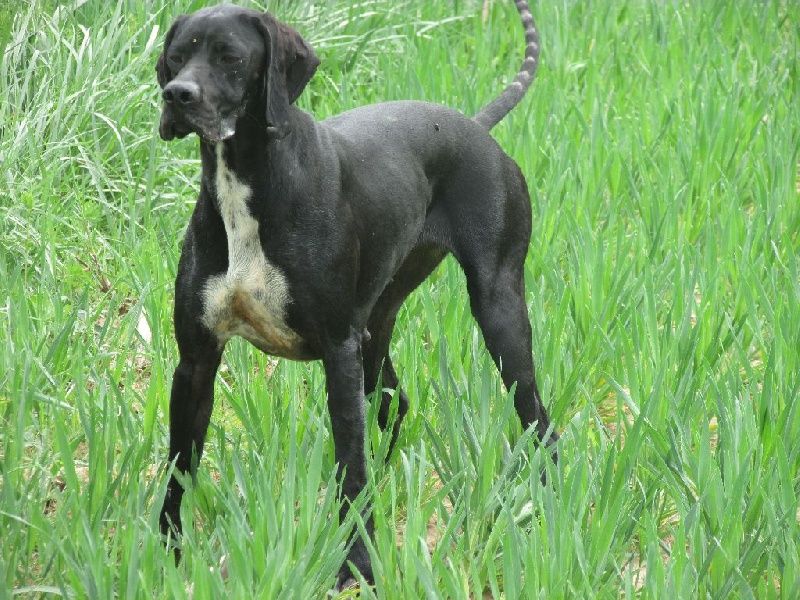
1 0 799 597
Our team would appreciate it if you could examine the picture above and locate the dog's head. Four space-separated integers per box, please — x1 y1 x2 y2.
156 6 319 142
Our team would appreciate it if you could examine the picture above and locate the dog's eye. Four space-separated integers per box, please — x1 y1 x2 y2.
220 55 242 66
168 54 184 67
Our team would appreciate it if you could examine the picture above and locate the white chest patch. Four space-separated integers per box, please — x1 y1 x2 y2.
201 145 306 358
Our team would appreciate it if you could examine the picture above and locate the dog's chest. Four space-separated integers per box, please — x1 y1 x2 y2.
201 146 305 358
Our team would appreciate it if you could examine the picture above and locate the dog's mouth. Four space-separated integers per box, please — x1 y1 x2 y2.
160 106 241 143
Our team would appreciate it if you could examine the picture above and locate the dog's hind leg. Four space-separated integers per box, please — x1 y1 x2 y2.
362 325 406 447
461 259 556 445
448 164 558 449
363 244 447 454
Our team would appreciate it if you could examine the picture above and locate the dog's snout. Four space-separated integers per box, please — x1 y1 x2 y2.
163 81 201 106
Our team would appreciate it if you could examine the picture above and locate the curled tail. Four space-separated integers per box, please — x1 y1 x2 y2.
473 0 540 129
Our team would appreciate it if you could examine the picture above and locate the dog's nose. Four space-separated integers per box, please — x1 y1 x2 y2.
163 81 201 106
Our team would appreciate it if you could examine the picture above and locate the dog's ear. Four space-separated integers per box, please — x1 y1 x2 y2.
256 14 319 139
156 15 187 89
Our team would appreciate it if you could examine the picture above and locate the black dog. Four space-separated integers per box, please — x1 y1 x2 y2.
156 0 556 587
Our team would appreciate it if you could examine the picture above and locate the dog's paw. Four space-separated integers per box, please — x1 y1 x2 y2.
333 574 358 593
546 430 560 463
538 429 560 485
333 548 373 593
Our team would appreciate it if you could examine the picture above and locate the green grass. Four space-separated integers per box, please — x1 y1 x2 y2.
1 0 799 597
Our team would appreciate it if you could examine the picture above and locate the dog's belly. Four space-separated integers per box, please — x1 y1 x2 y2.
201 145 309 360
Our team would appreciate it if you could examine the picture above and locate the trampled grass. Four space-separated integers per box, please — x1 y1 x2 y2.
1 0 798 597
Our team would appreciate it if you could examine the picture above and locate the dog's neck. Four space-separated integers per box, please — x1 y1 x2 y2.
198 106 314 187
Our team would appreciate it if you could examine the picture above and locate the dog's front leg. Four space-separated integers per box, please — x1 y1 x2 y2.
323 331 374 588
160 352 222 549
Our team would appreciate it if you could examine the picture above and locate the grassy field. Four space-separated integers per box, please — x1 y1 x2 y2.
2 0 799 597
